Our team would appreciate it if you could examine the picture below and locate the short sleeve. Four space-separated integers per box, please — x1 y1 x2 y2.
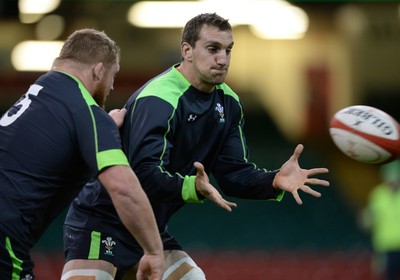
73 105 129 173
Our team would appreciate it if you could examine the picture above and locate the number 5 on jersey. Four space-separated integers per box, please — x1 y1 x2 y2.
0 84 43 127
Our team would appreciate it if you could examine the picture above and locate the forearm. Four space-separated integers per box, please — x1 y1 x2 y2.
99 166 162 255
113 188 162 254
137 166 187 202
214 163 280 199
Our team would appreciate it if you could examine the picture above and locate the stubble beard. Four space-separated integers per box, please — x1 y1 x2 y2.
93 82 108 109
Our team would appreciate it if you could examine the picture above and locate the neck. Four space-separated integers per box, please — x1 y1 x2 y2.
176 63 214 93
52 59 95 94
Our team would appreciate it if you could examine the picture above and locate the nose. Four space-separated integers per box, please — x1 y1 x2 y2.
216 52 229 67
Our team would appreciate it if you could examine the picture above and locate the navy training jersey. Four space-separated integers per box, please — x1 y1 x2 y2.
66 64 282 240
0 71 129 247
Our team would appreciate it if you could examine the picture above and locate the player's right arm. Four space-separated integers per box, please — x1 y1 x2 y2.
124 96 236 211
98 165 164 280
123 96 191 202
73 98 164 279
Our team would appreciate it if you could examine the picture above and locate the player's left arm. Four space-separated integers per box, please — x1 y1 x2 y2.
213 101 279 200
213 99 329 204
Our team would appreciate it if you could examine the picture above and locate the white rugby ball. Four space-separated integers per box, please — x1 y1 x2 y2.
329 105 400 164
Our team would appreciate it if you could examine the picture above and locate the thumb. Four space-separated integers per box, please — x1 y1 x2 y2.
193 161 203 170
119 108 127 116
291 144 304 161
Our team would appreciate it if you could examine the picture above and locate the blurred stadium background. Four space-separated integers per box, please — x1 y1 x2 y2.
2 0 400 279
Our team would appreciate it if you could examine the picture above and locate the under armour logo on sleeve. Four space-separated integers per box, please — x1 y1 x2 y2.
187 114 198 122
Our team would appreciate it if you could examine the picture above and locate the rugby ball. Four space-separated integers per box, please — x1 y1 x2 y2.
329 105 400 164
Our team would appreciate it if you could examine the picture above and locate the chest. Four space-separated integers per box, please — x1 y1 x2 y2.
171 92 234 144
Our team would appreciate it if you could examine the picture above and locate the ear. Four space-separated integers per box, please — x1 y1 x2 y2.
93 62 104 81
181 42 193 62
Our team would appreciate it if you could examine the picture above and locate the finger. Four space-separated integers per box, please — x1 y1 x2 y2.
119 108 127 116
211 196 237 212
222 199 237 209
292 190 303 205
301 185 321 198
307 167 329 176
209 196 232 212
221 204 233 212
291 144 304 161
306 178 330 186
226 200 237 208
219 201 234 212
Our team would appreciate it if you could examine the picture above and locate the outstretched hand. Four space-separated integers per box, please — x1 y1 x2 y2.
273 144 330 205
108 108 127 128
194 161 237 212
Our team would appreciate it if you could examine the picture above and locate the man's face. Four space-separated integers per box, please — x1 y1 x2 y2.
189 25 234 92
93 62 119 108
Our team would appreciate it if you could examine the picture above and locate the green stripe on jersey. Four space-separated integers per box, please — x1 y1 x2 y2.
89 231 101 259
5 236 23 279
64 73 101 164
55 71 101 164
55 71 98 106
217 83 240 103
97 149 129 171
136 66 241 110
136 66 190 109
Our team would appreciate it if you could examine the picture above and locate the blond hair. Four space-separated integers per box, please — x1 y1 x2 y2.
55 28 120 67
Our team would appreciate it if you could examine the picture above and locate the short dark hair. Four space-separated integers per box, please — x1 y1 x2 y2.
181 13 232 47
56 28 120 67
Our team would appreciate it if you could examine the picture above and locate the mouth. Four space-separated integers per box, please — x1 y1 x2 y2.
212 68 227 74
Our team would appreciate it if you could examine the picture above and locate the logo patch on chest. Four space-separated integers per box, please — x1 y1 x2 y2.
215 103 225 124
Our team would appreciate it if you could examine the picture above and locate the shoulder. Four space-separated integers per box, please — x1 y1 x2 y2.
33 71 91 116
136 66 191 109
216 83 240 103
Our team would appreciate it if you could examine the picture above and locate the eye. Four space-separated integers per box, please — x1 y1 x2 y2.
226 48 232 55
208 47 218 53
